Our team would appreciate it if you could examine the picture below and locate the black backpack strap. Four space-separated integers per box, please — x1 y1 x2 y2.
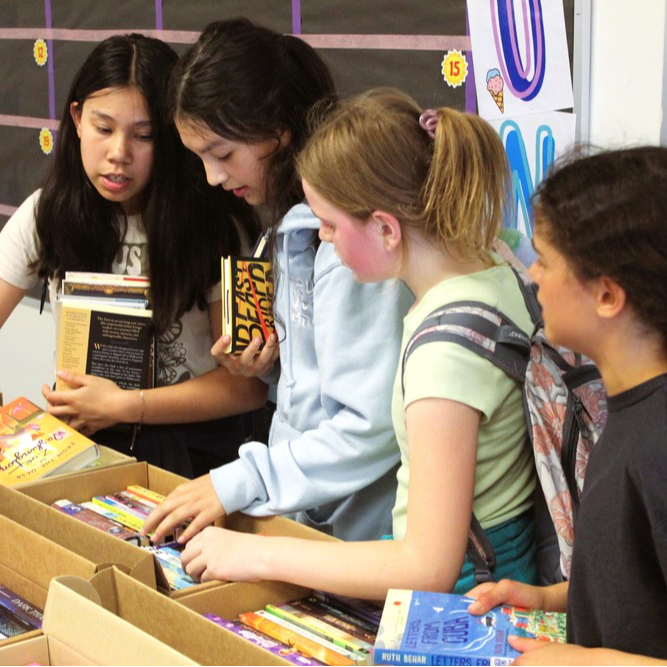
467 514 497 585
509 266 543 329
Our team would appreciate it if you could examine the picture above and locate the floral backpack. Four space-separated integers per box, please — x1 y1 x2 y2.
401 267 608 584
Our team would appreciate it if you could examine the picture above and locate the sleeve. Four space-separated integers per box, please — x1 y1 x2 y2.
210 248 411 516
404 341 514 422
204 279 222 305
0 191 42 290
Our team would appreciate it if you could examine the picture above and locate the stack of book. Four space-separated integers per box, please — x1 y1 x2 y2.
0 585 43 640
50 485 194 590
204 592 382 666
56 271 155 392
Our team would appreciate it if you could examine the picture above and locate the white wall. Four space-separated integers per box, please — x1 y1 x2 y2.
0 299 56 405
589 0 665 147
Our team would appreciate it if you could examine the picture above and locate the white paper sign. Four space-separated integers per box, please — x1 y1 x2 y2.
488 110 576 237
468 0 574 120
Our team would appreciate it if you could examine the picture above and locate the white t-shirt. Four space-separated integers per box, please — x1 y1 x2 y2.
0 190 220 386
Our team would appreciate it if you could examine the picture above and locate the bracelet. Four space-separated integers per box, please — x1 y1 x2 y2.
129 389 146 452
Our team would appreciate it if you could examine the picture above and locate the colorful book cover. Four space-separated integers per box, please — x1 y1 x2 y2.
90 496 145 532
240 611 359 667
204 613 324 666
222 256 275 354
0 397 99 487
255 610 364 665
0 587 43 630
374 589 567 666
267 603 373 659
51 499 143 545
126 484 165 506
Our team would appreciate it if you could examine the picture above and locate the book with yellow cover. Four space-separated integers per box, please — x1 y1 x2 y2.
221 253 275 354
0 397 99 487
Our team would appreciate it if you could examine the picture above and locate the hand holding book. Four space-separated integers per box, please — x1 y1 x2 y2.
211 330 280 378
141 472 225 544
42 370 131 435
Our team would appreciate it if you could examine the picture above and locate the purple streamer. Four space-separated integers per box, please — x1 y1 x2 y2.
292 0 301 34
465 11 477 114
44 0 56 120
155 0 163 30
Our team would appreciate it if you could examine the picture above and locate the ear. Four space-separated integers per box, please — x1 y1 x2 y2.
594 275 626 319
70 102 82 138
370 210 402 252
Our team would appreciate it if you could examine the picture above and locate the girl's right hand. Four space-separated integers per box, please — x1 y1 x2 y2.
211 332 279 378
466 579 559 615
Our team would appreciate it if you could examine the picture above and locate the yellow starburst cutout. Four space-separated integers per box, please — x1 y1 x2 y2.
441 50 468 88
39 129 54 155
34 39 48 66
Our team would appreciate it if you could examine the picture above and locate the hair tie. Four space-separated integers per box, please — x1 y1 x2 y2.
419 109 439 139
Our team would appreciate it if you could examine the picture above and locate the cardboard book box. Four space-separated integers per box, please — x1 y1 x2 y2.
0 483 157 590
16 461 339 598
0 513 100 649
0 571 197 665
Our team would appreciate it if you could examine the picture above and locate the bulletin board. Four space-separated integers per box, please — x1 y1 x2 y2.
0 0 576 263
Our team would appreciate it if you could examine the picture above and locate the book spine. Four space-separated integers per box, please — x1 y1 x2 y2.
254 610 364 665
90 496 145 532
290 599 377 643
52 500 143 545
0 605 36 639
126 484 166 505
240 611 358 667
266 604 373 658
204 614 325 666
117 489 157 514
372 647 484 666
0 587 42 629
313 591 383 628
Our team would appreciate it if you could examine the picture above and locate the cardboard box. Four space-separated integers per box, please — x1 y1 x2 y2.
0 484 157 590
16 462 338 598
0 513 99 648
0 571 197 665
63 568 304 665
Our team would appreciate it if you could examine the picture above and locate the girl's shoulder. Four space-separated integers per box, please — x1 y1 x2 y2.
410 262 533 335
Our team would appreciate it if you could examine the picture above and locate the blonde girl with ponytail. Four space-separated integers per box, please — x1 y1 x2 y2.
175 88 537 600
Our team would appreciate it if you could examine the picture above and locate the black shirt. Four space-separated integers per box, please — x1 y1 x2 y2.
567 373 667 658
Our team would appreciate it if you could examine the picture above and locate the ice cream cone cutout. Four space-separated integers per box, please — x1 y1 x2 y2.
486 68 505 113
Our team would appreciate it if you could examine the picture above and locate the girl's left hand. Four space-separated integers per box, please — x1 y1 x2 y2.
42 370 126 434
508 637 658 666
211 332 279 378
181 526 264 583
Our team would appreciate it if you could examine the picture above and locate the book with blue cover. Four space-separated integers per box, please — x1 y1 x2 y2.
373 589 567 666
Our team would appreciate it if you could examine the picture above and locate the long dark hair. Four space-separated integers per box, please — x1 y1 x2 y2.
33 33 257 334
170 18 336 225
534 146 667 349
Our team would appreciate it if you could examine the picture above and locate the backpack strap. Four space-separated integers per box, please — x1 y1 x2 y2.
401 298 532 587
467 515 497 584
401 300 531 396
